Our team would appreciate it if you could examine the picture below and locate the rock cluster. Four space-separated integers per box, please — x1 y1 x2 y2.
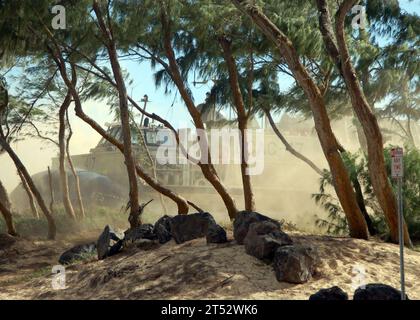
170 212 227 244
309 286 349 300
58 212 228 264
57 209 409 301
234 211 319 284
97 225 123 260
309 284 408 300
58 242 97 265
244 220 292 260
353 283 408 300
233 211 281 245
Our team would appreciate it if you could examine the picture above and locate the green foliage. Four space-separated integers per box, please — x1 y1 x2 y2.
313 147 420 240
1 0 419 238
313 167 352 236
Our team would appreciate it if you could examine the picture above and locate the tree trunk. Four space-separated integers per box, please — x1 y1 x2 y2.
66 110 86 219
187 200 204 213
160 8 238 219
266 110 324 176
127 96 206 214
354 116 368 154
231 0 369 239
219 37 256 212
63 55 203 216
17 168 39 218
267 110 376 235
75 104 191 215
0 180 17 236
351 175 377 236
93 1 140 228
47 166 55 215
49 44 191 217
58 93 76 220
316 0 411 245
0 137 56 239
0 178 11 212
0 199 17 236
74 101 190 215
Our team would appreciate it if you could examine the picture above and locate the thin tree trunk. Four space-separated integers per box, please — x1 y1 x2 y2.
132 103 168 215
267 110 376 235
316 0 411 245
65 110 85 219
48 45 190 216
0 199 17 236
232 0 369 239
17 168 39 218
76 103 191 214
0 137 56 239
0 81 55 239
265 110 324 176
75 100 190 216
58 93 76 220
0 180 17 236
127 97 203 214
0 178 11 212
160 7 238 219
351 176 377 236
0 79 16 236
47 166 55 215
93 1 140 228
219 37 256 212
187 200 204 213
62 45 202 215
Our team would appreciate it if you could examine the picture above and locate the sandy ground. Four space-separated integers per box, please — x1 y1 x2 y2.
0 232 419 300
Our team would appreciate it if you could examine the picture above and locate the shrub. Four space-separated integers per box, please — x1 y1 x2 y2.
313 147 420 241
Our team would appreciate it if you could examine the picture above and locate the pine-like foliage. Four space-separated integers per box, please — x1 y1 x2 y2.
314 147 420 240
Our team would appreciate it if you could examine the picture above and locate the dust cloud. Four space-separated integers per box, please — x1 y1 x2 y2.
1 113 418 233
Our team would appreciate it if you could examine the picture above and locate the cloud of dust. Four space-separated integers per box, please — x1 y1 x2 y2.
1 112 418 233
0 102 104 193
177 116 420 231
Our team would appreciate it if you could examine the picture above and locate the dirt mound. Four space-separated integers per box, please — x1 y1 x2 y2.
0 232 97 297
0 232 419 300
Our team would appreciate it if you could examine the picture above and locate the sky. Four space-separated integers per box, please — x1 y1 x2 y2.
0 0 418 193
113 0 420 129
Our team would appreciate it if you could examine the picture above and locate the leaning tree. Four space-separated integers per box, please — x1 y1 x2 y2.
231 0 370 239
314 0 413 244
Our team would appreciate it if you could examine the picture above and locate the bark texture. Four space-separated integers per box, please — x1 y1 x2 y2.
316 0 410 245
0 180 17 236
48 44 190 216
58 93 76 220
266 110 324 176
231 0 368 239
0 81 55 239
219 36 256 212
0 138 56 239
93 1 140 228
66 111 86 219
160 6 238 219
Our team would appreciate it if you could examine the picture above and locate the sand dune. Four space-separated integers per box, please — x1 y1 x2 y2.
0 232 419 300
